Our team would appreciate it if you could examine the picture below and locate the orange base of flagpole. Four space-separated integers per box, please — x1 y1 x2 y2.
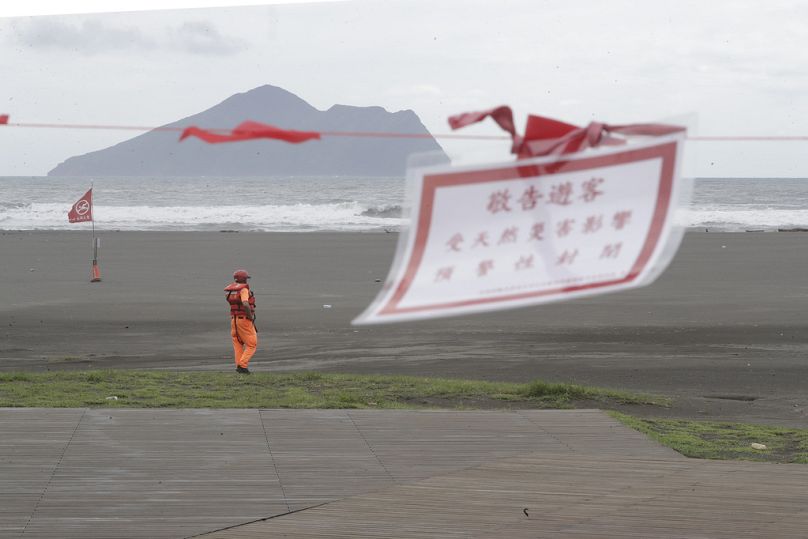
91 260 102 282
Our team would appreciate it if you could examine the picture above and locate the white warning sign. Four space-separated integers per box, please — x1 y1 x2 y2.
355 133 687 324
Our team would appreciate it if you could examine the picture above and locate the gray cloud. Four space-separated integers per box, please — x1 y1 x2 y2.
167 21 246 55
11 19 154 53
10 17 247 56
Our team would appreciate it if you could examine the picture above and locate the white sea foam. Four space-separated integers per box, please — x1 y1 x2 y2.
0 202 405 231
683 208 808 231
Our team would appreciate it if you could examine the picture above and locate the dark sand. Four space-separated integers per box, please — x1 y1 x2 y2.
1 230 806 426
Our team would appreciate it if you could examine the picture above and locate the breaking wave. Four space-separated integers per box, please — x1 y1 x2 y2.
360 204 402 218
683 208 808 231
0 202 406 231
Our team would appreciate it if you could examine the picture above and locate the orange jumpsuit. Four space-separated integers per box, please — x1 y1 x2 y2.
230 287 258 369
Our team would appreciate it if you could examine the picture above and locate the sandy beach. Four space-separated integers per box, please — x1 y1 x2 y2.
1 230 806 426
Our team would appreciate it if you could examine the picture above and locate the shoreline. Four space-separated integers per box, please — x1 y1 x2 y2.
1 230 807 426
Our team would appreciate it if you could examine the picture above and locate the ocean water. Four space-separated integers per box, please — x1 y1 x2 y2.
0 176 806 232
686 178 808 231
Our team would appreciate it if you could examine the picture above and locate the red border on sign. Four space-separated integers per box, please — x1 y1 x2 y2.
378 141 678 316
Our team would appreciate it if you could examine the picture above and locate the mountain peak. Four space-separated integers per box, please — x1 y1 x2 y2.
217 84 318 114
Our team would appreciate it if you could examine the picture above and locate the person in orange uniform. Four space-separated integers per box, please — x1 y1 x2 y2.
224 269 258 374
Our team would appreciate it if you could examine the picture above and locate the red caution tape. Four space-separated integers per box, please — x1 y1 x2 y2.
449 106 684 158
180 120 321 144
4 113 804 143
449 106 523 153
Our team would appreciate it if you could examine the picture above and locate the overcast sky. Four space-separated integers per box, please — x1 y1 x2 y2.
1 0 806 177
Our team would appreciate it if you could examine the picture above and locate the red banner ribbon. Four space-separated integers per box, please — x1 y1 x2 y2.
449 106 684 158
179 120 321 145
448 106 523 153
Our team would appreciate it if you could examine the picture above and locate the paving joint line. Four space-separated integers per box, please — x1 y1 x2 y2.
185 502 329 538
346 410 398 484
21 408 87 535
257 409 291 513
515 409 576 452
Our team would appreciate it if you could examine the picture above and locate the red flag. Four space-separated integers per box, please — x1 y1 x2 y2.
68 189 93 223
0 114 8 125
179 120 321 144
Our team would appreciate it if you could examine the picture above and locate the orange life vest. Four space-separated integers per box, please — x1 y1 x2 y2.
224 282 256 316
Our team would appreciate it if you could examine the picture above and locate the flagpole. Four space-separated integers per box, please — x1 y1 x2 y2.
90 182 101 282
91 182 95 240
91 182 95 260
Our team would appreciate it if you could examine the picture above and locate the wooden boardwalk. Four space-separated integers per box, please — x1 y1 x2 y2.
1 409 806 538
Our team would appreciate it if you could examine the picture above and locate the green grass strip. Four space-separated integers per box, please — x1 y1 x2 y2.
611 412 808 464
0 370 666 410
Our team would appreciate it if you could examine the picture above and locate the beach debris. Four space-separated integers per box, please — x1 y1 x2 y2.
721 245 726 248
750 443 767 450
375 278 381 282
703 394 757 402
105 396 119 401
29 268 35 272
322 304 332 309
523 508 529 517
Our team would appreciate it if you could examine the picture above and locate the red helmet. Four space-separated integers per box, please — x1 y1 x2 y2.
233 269 250 282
